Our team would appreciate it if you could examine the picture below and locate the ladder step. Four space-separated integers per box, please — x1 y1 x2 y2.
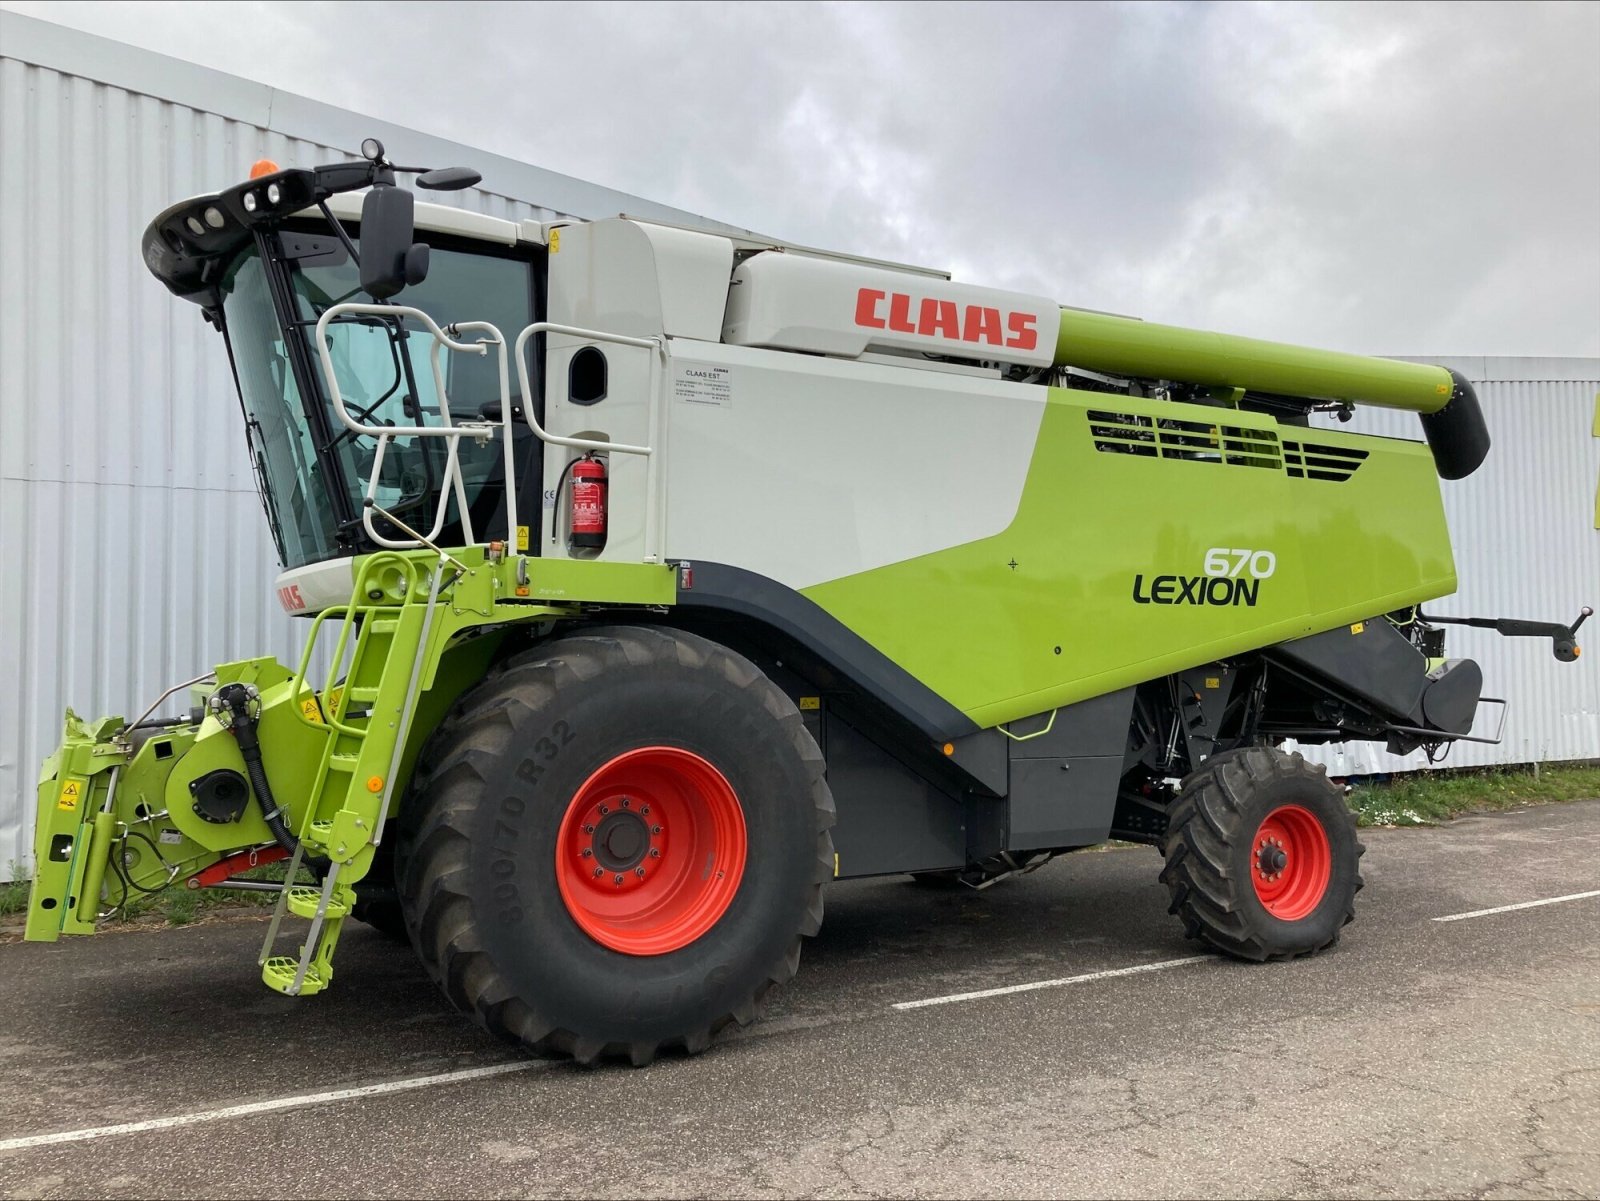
262 955 329 996
285 886 352 920
326 752 361 773
366 618 400 635
345 686 381 704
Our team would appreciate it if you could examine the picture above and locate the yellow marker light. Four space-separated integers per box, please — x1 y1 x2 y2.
249 159 280 179
366 776 385 794
942 742 955 756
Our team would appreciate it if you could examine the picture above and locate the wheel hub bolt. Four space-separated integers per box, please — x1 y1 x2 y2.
598 805 609 815
635 866 646 878
614 873 625 886
651 825 662 835
620 797 630 808
581 848 592 858
593 867 603 878
1257 843 1289 876
639 806 649 816
649 848 660 858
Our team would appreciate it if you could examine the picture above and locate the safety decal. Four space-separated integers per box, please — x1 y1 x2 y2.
57 779 83 812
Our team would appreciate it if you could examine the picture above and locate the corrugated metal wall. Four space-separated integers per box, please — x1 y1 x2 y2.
1295 358 1600 777
0 45 571 879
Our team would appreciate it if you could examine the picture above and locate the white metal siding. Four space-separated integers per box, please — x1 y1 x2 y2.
0 38 584 878
1295 358 1600 777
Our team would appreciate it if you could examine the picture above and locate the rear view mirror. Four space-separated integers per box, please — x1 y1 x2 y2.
360 184 430 300
417 167 482 191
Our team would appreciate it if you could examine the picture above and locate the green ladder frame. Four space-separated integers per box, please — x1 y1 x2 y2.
258 552 455 996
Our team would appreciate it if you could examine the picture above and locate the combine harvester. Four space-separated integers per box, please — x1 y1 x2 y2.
25 142 1590 1063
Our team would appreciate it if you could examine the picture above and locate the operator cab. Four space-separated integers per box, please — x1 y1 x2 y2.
142 140 546 576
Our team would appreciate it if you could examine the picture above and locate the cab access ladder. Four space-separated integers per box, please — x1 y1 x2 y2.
258 552 453 995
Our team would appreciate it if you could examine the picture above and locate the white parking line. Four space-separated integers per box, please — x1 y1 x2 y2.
0 1060 545 1153
1432 889 1600 924
892 955 1211 1010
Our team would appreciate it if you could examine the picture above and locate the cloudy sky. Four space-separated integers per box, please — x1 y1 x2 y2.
7 0 1598 355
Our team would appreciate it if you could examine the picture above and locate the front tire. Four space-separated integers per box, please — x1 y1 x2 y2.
1160 747 1363 961
395 626 835 1065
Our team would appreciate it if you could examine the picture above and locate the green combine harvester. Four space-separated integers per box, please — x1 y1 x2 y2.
24 142 1590 1064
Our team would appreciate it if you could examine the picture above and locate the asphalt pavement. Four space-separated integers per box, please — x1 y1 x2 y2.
2 800 1597 1200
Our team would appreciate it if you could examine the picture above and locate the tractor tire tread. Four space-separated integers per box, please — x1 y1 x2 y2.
396 625 834 1065
1160 746 1363 963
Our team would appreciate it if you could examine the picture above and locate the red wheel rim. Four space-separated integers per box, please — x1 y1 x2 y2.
555 746 746 956
1250 804 1332 921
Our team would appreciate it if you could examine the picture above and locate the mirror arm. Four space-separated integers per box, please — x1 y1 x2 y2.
316 200 361 267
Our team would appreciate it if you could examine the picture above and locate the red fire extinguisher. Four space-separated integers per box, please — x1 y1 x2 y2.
568 454 607 549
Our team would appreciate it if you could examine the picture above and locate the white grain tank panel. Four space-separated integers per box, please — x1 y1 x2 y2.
1292 359 1600 777
0 53 568 879
660 341 1048 590
545 218 734 339
723 252 1057 367
636 223 735 340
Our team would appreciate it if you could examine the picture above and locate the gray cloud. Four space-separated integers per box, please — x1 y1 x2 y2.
7 0 1598 353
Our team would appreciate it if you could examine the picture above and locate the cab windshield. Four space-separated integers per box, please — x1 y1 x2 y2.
220 229 535 569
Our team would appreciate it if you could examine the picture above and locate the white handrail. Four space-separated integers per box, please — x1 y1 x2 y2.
512 322 656 456
512 321 667 561
309 305 670 559
312 302 517 552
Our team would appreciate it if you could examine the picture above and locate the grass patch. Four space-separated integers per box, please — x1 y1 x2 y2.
119 857 296 926
2 854 306 932
0 861 30 917
1347 763 1600 827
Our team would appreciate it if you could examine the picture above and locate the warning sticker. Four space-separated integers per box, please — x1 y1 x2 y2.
674 363 731 407
300 697 324 725
57 779 83 812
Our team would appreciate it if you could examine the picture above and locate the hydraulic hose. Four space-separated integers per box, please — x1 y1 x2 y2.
212 683 324 871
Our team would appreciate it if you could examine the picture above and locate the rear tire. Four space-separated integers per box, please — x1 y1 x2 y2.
1160 747 1363 961
395 626 835 1065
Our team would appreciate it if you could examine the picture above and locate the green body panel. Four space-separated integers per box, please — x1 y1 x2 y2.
27 713 123 940
804 386 1456 728
1055 308 1455 413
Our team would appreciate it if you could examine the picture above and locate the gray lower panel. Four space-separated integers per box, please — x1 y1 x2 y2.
1269 620 1427 724
1008 688 1135 760
1006 755 1124 851
1003 688 1133 851
825 711 967 879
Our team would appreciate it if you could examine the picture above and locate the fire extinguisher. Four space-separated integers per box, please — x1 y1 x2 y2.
567 454 607 549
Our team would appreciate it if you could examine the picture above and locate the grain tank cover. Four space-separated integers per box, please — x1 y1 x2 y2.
723 253 1058 368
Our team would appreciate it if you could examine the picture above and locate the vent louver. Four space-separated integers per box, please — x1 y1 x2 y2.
1283 440 1368 482
1086 410 1283 470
